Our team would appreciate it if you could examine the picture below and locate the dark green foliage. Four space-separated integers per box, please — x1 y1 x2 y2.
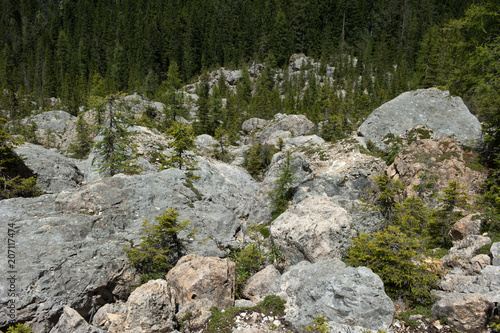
164 122 195 170
95 99 141 177
0 117 42 200
67 113 93 159
229 243 267 298
243 143 278 179
269 151 295 219
347 226 440 305
369 175 405 221
395 305 433 329
124 208 196 281
6 323 32 333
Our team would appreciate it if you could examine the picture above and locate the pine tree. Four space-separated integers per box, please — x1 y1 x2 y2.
124 208 196 281
165 122 195 170
269 151 295 218
95 98 141 177
67 112 93 159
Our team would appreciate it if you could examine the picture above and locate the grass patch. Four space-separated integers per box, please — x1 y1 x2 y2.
206 295 286 333
395 304 433 329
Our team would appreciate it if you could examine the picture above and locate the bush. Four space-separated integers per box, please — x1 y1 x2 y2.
347 226 440 305
268 151 295 219
6 323 32 333
124 208 196 282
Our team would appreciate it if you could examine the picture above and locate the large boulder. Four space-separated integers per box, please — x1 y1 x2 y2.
431 293 493 333
270 196 354 266
108 279 177 333
358 88 482 149
49 306 105 333
165 254 236 329
14 143 83 193
21 111 76 148
271 259 394 332
0 157 258 332
242 265 281 303
257 114 314 144
492 242 500 266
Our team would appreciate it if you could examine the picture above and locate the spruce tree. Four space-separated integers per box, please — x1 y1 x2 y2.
95 98 141 177
67 113 93 159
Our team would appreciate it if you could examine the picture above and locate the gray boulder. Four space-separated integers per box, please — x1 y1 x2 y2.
241 118 269 134
22 110 75 133
431 293 493 333
271 259 394 332
358 88 482 149
14 143 83 193
491 242 500 266
242 265 281 303
270 196 354 266
49 306 105 333
257 114 314 144
107 279 177 333
0 157 258 332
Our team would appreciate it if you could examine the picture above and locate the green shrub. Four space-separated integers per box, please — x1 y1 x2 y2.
6 323 32 333
243 143 278 179
229 243 267 298
395 304 433 329
302 315 331 333
347 226 440 305
269 151 295 219
124 208 196 281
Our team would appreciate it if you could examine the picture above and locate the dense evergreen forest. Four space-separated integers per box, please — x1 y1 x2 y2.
0 0 480 113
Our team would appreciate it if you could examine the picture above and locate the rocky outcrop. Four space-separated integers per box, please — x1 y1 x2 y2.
21 111 76 149
358 88 482 149
0 155 258 332
107 279 177 333
431 293 493 333
270 196 354 266
49 306 104 333
271 259 394 332
242 265 281 303
14 143 83 193
241 118 269 134
386 137 486 205
165 254 236 329
448 214 482 241
442 235 491 270
257 114 314 145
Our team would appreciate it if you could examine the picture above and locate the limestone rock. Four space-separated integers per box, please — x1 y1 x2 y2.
166 254 235 308
242 265 281 303
241 118 269 134
257 115 314 144
0 157 258 332
14 143 83 193
442 235 491 270
165 254 236 329
91 302 126 330
492 242 500 266
431 293 492 333
437 265 500 297
270 196 354 266
108 279 177 333
271 259 394 332
285 135 325 148
387 137 486 206
195 134 218 155
21 111 76 148
358 88 482 149
449 214 482 241
49 306 104 333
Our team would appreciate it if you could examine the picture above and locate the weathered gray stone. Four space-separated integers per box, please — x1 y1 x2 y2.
258 115 314 144
449 214 482 241
271 259 394 332
195 134 218 154
442 235 492 270
242 265 281 303
358 88 482 149
431 292 492 333
270 196 354 265
49 306 105 333
108 279 177 333
91 302 127 330
22 110 75 133
491 242 500 266
14 143 83 193
0 157 258 332
166 254 235 330
285 135 325 148
241 118 269 134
